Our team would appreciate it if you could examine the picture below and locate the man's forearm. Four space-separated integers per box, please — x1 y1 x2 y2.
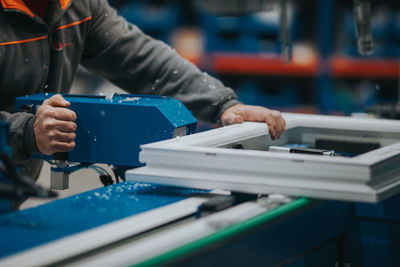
81 0 239 123
0 111 38 163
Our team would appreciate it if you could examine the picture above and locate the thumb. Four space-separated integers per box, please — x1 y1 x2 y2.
43 94 70 107
221 112 244 126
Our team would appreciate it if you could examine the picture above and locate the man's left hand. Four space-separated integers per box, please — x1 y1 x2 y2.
220 104 286 140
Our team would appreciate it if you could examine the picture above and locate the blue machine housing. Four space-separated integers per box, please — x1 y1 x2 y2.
15 94 197 167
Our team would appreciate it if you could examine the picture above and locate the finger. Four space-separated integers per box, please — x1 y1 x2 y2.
276 117 286 139
270 116 281 139
43 94 70 107
222 113 234 126
268 111 285 138
281 116 286 130
52 107 77 121
53 121 77 133
51 141 75 153
277 115 286 137
42 118 75 132
235 114 245 124
264 116 278 140
52 131 76 143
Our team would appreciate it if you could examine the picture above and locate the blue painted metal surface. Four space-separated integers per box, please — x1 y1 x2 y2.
355 194 400 220
353 195 400 267
15 94 197 167
1 181 399 266
0 182 201 259
357 221 397 267
174 201 354 266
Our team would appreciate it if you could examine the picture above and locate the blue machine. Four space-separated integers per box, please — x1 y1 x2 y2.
15 93 197 190
15 94 197 167
2 94 397 266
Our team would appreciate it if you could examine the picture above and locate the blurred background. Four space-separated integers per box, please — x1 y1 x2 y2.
23 0 400 208
72 0 400 120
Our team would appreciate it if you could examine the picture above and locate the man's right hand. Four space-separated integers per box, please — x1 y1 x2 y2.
34 94 77 155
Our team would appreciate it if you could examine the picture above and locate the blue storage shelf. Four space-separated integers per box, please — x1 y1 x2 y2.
118 1 182 43
110 0 399 114
198 11 284 53
236 80 299 109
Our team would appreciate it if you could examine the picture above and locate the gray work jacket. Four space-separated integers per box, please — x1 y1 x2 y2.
0 0 239 170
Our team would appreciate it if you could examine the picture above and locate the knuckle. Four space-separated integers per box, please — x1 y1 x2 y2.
43 120 53 130
42 109 50 116
47 131 56 139
43 108 54 117
272 111 281 118
53 94 62 101
37 105 45 112
42 98 51 105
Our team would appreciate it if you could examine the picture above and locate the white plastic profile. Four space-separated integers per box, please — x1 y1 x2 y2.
127 113 400 203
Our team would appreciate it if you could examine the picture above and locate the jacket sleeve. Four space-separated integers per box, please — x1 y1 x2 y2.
0 111 38 163
81 0 240 123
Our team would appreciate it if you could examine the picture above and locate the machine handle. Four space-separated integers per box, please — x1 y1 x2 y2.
53 152 69 161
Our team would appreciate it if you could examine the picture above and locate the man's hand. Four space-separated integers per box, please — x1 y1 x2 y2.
34 94 77 155
221 104 286 140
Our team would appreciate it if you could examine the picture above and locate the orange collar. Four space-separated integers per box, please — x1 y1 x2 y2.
0 0 70 17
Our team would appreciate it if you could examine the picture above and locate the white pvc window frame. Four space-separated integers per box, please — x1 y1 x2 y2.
127 113 400 203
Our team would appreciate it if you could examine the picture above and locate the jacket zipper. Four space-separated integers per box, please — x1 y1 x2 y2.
34 16 51 93
40 0 73 92
40 28 51 93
